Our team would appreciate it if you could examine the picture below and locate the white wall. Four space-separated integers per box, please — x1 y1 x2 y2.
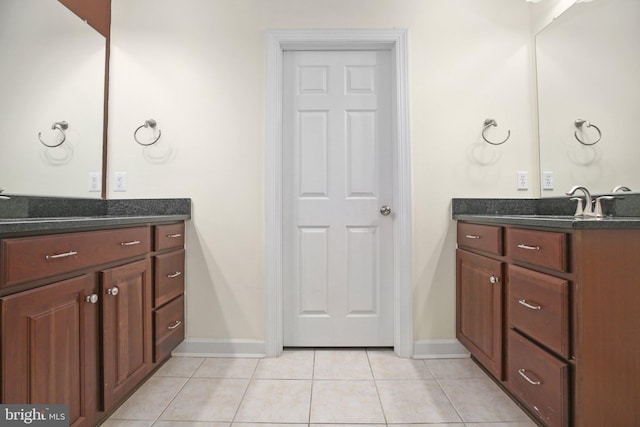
108 0 536 353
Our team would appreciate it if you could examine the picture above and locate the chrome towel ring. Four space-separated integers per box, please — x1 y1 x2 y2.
574 119 601 146
38 121 68 148
134 119 162 146
482 119 510 145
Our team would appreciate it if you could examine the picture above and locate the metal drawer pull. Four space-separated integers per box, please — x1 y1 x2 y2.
517 244 540 251
518 299 542 310
167 233 182 238
120 240 141 246
167 271 182 278
489 275 500 284
168 320 182 330
107 286 119 296
518 369 541 385
85 294 99 304
45 250 78 260
465 234 481 239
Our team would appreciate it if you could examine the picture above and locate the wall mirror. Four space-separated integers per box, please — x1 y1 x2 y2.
536 0 640 196
0 0 105 198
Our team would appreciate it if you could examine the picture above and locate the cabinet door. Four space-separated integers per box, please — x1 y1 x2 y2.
1 275 98 427
101 258 152 411
456 249 504 378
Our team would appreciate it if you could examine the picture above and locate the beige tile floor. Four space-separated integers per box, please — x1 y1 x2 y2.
103 349 537 427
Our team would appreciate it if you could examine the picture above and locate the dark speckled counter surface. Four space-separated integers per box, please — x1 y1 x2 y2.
452 195 640 229
0 196 190 236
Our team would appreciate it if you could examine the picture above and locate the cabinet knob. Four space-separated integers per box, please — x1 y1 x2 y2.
107 287 119 296
85 294 99 304
489 275 500 284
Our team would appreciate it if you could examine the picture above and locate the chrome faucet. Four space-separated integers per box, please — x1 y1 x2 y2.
612 185 632 193
565 185 593 216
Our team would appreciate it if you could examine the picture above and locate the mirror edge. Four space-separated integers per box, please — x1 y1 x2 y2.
530 0 579 35
57 0 111 199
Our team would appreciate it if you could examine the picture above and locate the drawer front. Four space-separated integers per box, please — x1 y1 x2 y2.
154 249 185 308
154 295 185 362
507 329 570 427
506 228 567 272
1 227 151 288
457 223 503 255
507 265 570 357
155 223 185 252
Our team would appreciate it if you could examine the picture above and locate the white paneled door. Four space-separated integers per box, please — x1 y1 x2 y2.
283 50 394 347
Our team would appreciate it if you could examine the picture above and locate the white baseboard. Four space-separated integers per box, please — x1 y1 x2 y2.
172 338 266 358
171 338 467 359
413 339 470 359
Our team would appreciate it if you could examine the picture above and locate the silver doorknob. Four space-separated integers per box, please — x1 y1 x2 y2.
489 275 500 284
85 294 99 304
380 205 392 216
107 287 119 296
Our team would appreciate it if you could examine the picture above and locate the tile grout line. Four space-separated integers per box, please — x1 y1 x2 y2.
228 357 260 425
308 349 316 426
152 356 207 425
366 349 390 426
425 358 470 425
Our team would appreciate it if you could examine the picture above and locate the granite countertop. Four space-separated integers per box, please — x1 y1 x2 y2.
453 213 640 229
0 214 190 234
0 197 191 236
452 196 640 230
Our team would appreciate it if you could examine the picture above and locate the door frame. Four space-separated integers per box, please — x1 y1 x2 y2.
265 29 412 357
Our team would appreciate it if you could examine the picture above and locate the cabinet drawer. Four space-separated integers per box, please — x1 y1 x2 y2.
507 265 570 357
1 227 151 288
154 223 185 252
154 295 184 362
457 223 503 255
507 330 569 427
154 249 185 308
506 228 567 272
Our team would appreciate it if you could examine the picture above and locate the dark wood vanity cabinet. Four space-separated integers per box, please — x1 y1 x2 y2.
0 221 186 426
101 258 153 411
457 221 640 427
152 223 185 363
1 274 99 427
456 223 504 379
456 248 504 379
504 228 570 427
